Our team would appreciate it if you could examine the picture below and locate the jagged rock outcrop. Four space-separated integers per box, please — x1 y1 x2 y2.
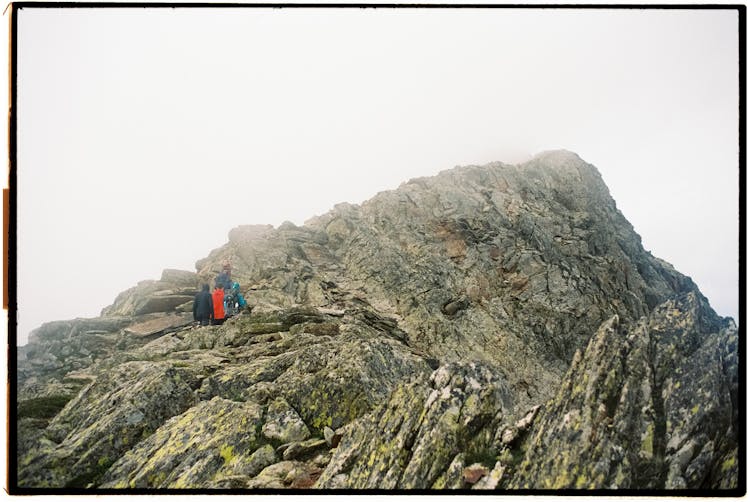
507 291 738 490
101 269 200 317
316 361 512 489
14 150 739 493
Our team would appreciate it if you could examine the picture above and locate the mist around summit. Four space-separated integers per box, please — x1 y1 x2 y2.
16 7 740 346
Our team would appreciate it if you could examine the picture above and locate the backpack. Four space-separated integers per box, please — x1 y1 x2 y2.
224 292 239 317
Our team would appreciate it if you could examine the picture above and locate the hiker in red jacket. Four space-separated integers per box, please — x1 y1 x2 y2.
212 285 226 325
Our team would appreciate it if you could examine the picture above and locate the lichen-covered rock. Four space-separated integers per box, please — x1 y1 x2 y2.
242 460 324 489
18 361 198 488
101 269 199 317
262 397 311 444
507 292 737 490
281 438 328 461
18 317 133 393
99 397 263 488
276 335 434 434
123 313 194 337
316 362 512 489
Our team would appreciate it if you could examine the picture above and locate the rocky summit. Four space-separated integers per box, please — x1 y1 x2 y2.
15 150 739 492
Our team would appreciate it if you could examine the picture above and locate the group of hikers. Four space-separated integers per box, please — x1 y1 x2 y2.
192 261 247 326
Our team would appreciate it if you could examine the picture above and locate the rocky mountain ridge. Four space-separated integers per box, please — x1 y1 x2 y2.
14 150 739 491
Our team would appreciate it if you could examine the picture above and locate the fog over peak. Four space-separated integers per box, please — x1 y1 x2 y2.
15 7 739 345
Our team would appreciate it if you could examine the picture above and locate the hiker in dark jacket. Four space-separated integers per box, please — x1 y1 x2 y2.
215 260 232 290
193 284 213 326
216 270 232 290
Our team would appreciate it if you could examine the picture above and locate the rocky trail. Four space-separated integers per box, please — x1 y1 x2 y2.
14 151 739 491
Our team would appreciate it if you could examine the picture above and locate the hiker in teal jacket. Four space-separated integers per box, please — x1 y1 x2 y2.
231 282 247 309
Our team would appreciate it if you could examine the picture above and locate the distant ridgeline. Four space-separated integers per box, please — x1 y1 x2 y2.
15 151 739 492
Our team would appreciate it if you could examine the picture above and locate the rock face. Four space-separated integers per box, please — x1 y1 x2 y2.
316 361 512 489
14 150 739 492
507 292 738 490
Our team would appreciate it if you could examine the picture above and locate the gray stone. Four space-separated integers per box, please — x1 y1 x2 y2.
124 313 193 337
282 438 328 461
261 398 311 444
241 444 277 478
323 426 335 446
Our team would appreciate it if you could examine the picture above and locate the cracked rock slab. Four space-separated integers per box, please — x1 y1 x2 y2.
316 362 512 489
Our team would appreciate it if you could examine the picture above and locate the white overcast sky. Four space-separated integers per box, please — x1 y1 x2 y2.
14 6 740 346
